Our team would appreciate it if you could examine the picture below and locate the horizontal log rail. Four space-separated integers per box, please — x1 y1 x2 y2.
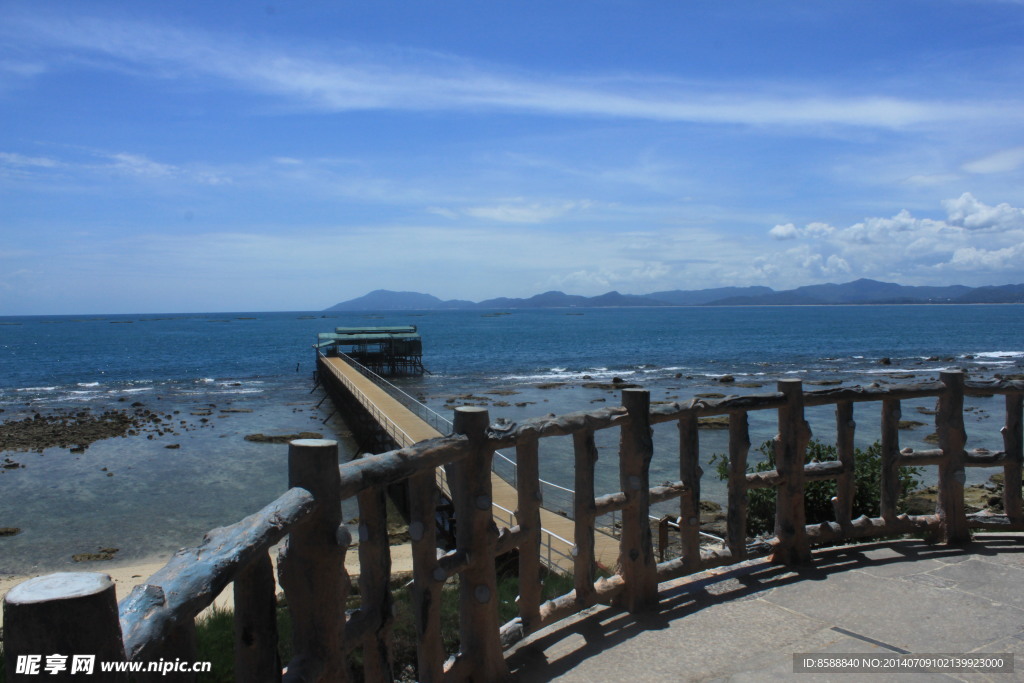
6 370 1024 683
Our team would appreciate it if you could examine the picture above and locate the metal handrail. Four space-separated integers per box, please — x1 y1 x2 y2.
326 351 580 571
337 352 579 517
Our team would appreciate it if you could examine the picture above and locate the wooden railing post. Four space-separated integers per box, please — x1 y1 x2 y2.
4 572 128 682
278 438 349 683
678 412 702 571
832 401 855 529
937 371 970 544
447 407 507 681
880 398 901 523
356 485 394 681
727 410 751 560
572 429 599 607
1003 393 1024 524
772 379 812 565
234 553 281 683
514 438 543 633
408 469 444 683
615 388 658 613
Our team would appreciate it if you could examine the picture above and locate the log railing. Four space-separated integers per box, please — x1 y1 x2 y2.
5 371 1024 682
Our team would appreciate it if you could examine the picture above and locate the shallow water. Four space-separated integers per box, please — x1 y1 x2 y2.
2 306 1022 574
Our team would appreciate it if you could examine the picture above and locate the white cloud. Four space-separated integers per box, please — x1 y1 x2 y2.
0 148 234 187
942 192 1024 231
948 244 1024 270
769 223 799 240
0 152 60 168
8 14 1014 130
963 146 1024 174
107 153 176 178
770 221 835 241
461 200 592 224
761 193 1024 282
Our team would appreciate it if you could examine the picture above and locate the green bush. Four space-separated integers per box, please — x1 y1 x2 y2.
711 439 923 536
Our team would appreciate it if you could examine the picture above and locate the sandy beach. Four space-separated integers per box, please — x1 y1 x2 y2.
0 541 416 627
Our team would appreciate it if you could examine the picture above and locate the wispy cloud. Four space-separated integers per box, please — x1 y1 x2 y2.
963 146 1024 174
0 148 232 186
6 13 1014 130
460 200 593 224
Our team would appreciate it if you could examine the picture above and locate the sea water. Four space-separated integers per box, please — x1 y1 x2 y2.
1 305 1023 573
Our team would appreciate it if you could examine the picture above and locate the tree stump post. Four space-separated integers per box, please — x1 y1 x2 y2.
727 410 751 560
278 439 349 683
833 401 855 529
448 407 508 681
772 379 812 565
408 469 444 683
233 553 281 683
357 485 394 682
572 429 599 607
678 412 702 572
880 398 902 523
514 438 543 633
3 572 127 681
1003 393 1024 524
937 371 970 544
615 389 658 613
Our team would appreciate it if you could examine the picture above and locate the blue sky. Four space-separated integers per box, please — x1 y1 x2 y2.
2 1 1024 314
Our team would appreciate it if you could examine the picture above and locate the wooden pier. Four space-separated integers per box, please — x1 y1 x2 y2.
317 326 425 376
9 370 1024 681
317 354 621 573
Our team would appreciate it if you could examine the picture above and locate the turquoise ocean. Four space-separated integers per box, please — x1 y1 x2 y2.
1 305 1023 574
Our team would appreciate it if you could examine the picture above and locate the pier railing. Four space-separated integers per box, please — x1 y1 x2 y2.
335 351 579 518
5 371 1023 682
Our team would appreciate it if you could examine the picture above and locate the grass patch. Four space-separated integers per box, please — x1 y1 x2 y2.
183 561 574 681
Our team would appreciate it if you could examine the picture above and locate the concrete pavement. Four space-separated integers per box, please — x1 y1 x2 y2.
507 534 1024 682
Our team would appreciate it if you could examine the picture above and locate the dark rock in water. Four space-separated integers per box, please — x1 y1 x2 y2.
72 547 119 562
716 375 735 383
583 382 640 390
698 416 730 429
695 392 726 399
244 431 324 444
898 420 926 430
0 527 21 536
806 379 842 386
165 444 181 449
879 357 892 365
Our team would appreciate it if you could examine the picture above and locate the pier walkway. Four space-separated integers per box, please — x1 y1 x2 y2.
318 354 621 573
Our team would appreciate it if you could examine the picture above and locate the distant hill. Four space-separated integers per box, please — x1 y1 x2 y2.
708 279 975 306
647 286 773 306
954 284 1024 304
325 280 1024 311
326 289 473 311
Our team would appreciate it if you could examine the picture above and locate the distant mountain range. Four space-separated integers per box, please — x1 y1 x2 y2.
325 279 1024 311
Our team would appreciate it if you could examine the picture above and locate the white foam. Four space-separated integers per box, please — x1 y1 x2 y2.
502 367 627 382
973 351 1024 359
859 367 949 375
